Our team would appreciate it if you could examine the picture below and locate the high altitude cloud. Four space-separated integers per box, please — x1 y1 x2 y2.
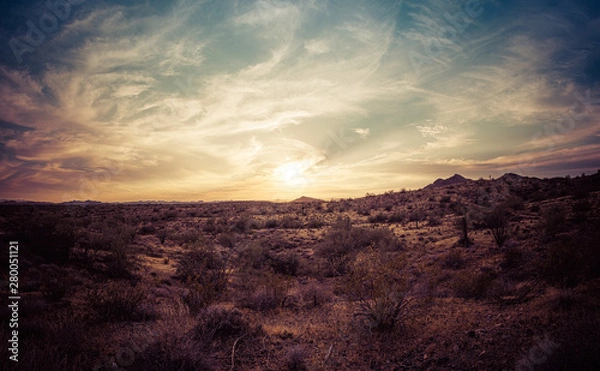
0 0 598 201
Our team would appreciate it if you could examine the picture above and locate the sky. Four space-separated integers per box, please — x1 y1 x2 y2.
0 0 599 202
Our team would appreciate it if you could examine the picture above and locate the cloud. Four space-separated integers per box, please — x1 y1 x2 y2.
0 0 599 201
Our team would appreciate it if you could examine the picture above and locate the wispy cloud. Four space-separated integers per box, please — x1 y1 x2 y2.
0 0 598 201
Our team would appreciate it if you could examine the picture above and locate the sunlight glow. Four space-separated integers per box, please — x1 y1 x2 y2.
274 161 310 187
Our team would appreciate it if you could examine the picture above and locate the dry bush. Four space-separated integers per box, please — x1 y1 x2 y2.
202 218 219 234
306 217 325 228
14 209 77 264
136 334 214 371
427 213 443 226
194 306 254 344
269 251 301 276
79 219 137 277
264 218 279 228
408 209 425 228
452 269 497 299
540 230 600 288
501 245 523 270
177 246 229 311
299 282 333 309
235 271 292 311
85 280 147 322
368 213 388 223
317 216 401 276
12 310 90 371
483 204 510 247
138 224 157 235
442 248 465 270
40 269 72 302
388 211 406 223
170 228 204 247
343 248 410 332
285 345 309 371
280 215 303 229
217 232 238 248
541 204 567 238
232 214 253 233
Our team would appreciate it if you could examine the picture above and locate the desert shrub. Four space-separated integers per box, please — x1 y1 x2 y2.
504 195 525 211
440 195 452 204
541 237 588 288
237 242 271 270
217 232 238 248
501 245 523 270
286 345 308 371
177 246 229 310
541 204 567 238
171 229 203 246
317 217 401 276
264 218 279 229
80 219 137 277
299 282 332 308
15 310 90 371
368 213 388 223
232 214 253 234
202 218 218 234
40 270 71 302
236 271 291 311
571 199 592 224
157 228 169 243
427 214 442 226
269 252 300 276
409 209 425 228
17 211 77 264
194 306 253 344
387 211 405 223
85 280 147 322
453 270 497 299
484 204 510 247
442 249 465 270
161 209 179 221
306 217 324 228
343 248 410 332
280 215 303 229
138 224 157 235
136 335 213 371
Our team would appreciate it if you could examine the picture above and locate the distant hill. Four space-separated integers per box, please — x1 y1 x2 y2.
291 196 324 203
425 174 471 189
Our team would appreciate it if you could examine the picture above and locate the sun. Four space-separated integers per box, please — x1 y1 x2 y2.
274 161 309 187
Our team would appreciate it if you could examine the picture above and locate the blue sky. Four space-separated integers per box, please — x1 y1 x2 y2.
1 0 599 201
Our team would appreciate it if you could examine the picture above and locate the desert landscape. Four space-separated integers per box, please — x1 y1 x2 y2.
1 172 599 370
